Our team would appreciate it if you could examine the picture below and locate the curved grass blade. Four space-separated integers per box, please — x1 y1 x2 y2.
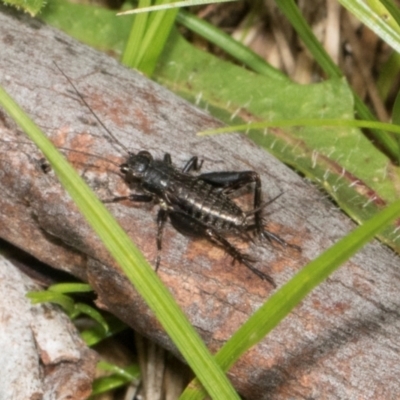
91 362 140 397
48 282 93 293
81 316 127 346
26 291 75 314
121 0 178 76
339 0 400 52
121 0 151 67
198 119 400 136
71 303 109 333
118 0 235 16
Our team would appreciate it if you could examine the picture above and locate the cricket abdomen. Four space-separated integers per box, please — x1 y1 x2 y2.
171 178 246 231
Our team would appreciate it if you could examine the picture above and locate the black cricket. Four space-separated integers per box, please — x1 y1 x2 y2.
113 150 293 287
56 64 296 287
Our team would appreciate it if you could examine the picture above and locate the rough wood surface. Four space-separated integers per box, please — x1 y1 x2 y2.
0 253 98 399
1 7 400 399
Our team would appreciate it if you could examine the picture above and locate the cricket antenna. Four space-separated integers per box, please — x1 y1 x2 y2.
53 61 130 155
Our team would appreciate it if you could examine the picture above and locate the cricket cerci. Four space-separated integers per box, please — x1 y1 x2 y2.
57 65 298 288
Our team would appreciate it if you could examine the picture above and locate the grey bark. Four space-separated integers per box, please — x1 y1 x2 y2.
0 253 98 400
1 6 400 399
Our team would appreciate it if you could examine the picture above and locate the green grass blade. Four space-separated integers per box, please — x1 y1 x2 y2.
339 0 400 52
48 282 93 293
72 303 109 333
137 7 178 75
26 291 75 314
91 362 140 396
180 198 400 399
379 0 400 27
176 10 286 80
81 316 127 346
121 0 151 67
392 89 400 125
97 360 140 380
121 0 178 76
276 0 342 77
377 52 400 101
118 0 236 15
198 118 400 136
90 374 134 397
0 85 241 400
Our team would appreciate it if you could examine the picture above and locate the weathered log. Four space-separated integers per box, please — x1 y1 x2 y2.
1 6 400 399
0 252 98 399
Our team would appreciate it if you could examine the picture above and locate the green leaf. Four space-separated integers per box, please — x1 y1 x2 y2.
40 0 134 54
2 0 45 16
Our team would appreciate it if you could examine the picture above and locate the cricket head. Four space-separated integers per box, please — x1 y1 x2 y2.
120 150 153 181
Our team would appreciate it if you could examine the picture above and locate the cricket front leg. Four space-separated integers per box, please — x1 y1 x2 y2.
182 156 203 173
155 208 168 271
103 193 154 203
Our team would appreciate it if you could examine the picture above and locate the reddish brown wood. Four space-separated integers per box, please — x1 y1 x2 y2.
1 7 400 399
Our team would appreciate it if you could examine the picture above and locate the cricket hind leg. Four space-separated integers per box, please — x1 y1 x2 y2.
245 222 301 252
243 192 301 251
168 211 276 287
198 170 265 234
